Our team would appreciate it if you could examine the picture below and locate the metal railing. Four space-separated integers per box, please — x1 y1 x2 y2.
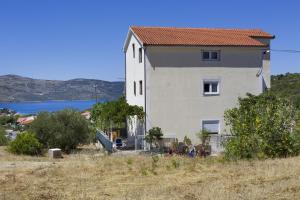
210 134 232 154
96 130 113 153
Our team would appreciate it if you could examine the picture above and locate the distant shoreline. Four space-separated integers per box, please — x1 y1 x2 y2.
0 100 99 115
0 99 98 103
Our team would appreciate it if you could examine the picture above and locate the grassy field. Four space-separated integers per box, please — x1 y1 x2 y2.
0 146 300 200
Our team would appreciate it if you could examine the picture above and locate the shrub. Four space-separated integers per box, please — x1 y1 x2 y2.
171 159 180 169
297 112 300 133
151 155 159 174
196 129 211 146
224 92 300 160
183 135 192 146
195 129 211 156
145 127 163 149
8 132 42 155
30 109 90 153
0 115 16 125
0 126 8 146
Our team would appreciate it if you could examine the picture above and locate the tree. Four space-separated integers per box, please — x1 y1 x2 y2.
30 109 90 153
145 127 163 149
224 92 300 160
91 97 144 132
0 115 16 125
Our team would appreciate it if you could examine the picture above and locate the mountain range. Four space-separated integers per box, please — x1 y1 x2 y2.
0 74 124 102
1 73 299 106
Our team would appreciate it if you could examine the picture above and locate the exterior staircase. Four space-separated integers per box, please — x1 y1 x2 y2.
96 130 113 153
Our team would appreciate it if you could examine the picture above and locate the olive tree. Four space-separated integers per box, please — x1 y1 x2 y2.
30 109 90 153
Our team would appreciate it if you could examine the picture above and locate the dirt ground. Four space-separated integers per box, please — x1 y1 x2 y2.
0 146 300 200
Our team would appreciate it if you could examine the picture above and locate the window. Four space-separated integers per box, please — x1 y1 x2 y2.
202 120 220 134
139 48 143 63
202 51 210 60
133 81 136 96
139 80 143 95
203 80 219 95
132 44 135 58
202 51 220 61
211 51 218 60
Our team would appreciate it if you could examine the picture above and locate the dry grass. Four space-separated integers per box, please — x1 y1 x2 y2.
0 146 300 200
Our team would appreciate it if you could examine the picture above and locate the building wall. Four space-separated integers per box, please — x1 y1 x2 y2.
125 34 145 108
144 46 269 144
125 34 145 137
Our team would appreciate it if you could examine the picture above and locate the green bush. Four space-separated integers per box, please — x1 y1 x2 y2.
0 115 16 125
183 136 192 146
91 96 144 131
224 92 300 160
145 127 163 149
196 129 210 146
0 126 8 146
8 132 42 155
30 109 90 153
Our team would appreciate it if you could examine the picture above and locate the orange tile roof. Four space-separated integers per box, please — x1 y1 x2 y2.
131 26 274 47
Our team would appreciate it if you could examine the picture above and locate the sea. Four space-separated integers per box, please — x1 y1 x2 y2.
0 100 98 115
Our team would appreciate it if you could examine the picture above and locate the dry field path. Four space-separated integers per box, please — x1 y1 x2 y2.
0 146 300 200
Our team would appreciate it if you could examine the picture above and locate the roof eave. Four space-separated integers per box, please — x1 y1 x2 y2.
123 27 145 52
251 35 276 39
143 44 270 48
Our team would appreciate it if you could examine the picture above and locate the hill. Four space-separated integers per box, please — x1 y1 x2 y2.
271 73 300 109
0 74 124 102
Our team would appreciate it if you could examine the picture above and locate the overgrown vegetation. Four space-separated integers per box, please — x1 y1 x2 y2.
0 126 8 146
0 115 16 126
196 129 210 147
30 109 90 153
8 131 42 155
1 146 300 199
195 129 211 156
224 92 300 160
91 96 144 131
183 135 192 146
271 73 300 109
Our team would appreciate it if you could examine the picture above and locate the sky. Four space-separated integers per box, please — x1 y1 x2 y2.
0 0 299 81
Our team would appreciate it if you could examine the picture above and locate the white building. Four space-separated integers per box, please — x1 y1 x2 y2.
123 26 274 152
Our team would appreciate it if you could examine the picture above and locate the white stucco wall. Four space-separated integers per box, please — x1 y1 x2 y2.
254 37 271 88
144 46 269 144
125 34 145 108
125 33 145 137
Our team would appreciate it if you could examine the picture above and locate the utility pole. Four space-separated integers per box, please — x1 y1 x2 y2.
93 84 97 103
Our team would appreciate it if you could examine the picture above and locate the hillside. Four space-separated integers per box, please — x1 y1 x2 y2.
271 73 300 109
0 74 124 102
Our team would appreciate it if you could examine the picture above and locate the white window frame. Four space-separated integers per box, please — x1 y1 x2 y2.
202 120 220 134
202 50 220 61
203 80 220 95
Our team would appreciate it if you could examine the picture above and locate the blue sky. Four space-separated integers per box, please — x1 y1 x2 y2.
0 0 299 81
